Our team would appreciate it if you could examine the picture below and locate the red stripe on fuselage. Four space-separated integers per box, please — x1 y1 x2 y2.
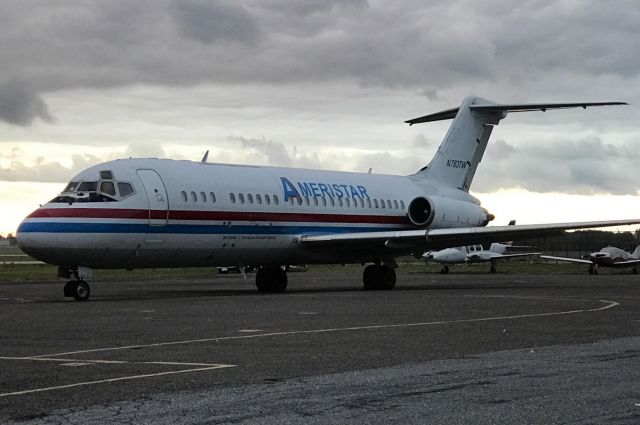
28 207 411 225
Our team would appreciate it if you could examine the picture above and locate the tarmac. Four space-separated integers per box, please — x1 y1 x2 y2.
1 268 639 424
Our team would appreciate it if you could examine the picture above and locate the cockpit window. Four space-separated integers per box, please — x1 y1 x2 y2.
63 181 80 192
50 178 135 204
77 181 98 192
100 181 116 196
118 182 134 197
100 170 114 179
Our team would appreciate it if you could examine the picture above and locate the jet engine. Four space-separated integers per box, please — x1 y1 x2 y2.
407 195 492 228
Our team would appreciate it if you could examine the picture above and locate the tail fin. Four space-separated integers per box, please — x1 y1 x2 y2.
407 97 626 191
633 245 640 258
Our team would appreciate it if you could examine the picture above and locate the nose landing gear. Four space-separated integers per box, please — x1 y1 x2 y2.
58 266 92 301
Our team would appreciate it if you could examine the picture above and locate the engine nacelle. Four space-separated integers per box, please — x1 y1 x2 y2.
407 195 491 228
407 197 435 227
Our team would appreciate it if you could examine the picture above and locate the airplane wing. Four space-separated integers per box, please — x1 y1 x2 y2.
540 255 593 265
300 219 640 256
480 252 542 260
610 259 640 267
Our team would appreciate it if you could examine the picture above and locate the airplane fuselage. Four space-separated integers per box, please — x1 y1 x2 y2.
17 158 489 269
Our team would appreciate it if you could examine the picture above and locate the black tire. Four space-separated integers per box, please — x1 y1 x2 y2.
73 280 90 301
63 280 76 297
256 267 287 293
362 264 380 290
379 265 396 290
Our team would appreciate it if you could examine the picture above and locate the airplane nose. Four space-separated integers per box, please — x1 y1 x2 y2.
15 209 53 263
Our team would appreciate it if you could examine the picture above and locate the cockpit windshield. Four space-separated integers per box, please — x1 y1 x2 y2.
51 171 136 204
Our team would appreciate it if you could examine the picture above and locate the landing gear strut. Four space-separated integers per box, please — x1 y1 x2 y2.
489 262 497 273
589 264 598 275
63 280 91 301
255 266 288 293
362 264 396 290
440 265 449 274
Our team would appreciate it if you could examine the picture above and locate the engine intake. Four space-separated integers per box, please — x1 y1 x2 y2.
408 197 435 227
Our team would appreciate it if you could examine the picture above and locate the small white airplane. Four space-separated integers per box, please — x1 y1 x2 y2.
424 240 541 274
16 95 639 300
542 246 640 274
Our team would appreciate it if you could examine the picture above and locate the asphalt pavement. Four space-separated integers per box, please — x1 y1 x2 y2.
1 268 639 423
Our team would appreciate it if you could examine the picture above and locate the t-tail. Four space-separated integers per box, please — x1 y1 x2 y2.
406 96 626 191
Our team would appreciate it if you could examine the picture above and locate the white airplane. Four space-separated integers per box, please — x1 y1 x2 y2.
16 95 638 300
542 246 640 274
424 241 541 274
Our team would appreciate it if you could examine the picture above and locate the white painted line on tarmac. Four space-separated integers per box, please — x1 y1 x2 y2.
29 299 620 359
0 356 229 368
0 364 236 398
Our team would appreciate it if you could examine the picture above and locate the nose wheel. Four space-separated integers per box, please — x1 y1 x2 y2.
63 280 91 301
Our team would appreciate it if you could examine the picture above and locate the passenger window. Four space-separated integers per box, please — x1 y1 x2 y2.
374 199 379 208
345 198 350 207
181 190 187 202
338 198 343 207
304 197 310 206
359 198 364 208
322 197 327 207
313 197 318 206
273 195 279 205
380 199 386 209
100 170 113 179
330 197 335 207
367 199 372 208
289 196 295 206
387 200 392 209
230 193 236 203
256 194 262 204
265 194 271 205
239 193 245 204
210 192 216 203
247 194 253 204
119 182 134 198
191 191 197 202
394 200 399 209
400 200 405 210
200 191 207 202
100 181 116 196
296 196 302 206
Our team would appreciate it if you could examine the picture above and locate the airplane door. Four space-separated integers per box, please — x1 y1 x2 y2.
136 169 169 226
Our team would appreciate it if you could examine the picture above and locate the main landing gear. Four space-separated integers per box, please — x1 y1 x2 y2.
589 264 598 275
440 265 450 274
362 264 396 290
63 280 91 301
255 266 288 293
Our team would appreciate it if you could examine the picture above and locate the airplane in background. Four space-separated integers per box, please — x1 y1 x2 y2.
16 95 639 300
424 241 541 274
542 246 640 274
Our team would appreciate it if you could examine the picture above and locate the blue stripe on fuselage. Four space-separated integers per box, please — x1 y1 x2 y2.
17 221 400 235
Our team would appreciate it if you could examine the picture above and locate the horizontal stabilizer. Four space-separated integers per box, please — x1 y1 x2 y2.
406 101 627 125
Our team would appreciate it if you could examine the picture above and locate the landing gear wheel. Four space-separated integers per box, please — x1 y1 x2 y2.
440 265 449 274
588 264 595 275
633 267 638 275
256 266 288 293
362 264 396 290
490 264 497 273
64 280 90 301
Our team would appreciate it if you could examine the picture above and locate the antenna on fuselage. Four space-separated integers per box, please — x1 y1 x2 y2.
201 150 209 163
368 168 372 174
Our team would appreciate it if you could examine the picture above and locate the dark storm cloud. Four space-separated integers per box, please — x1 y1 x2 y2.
0 81 53 126
170 1 262 45
3 0 637 96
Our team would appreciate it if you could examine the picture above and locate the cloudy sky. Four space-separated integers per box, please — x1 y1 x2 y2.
1 0 640 235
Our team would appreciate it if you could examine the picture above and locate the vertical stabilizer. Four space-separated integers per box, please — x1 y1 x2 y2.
413 96 506 191
633 245 640 258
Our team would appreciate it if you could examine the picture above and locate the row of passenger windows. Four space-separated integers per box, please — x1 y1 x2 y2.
181 191 217 203
180 189 405 211
286 196 405 210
